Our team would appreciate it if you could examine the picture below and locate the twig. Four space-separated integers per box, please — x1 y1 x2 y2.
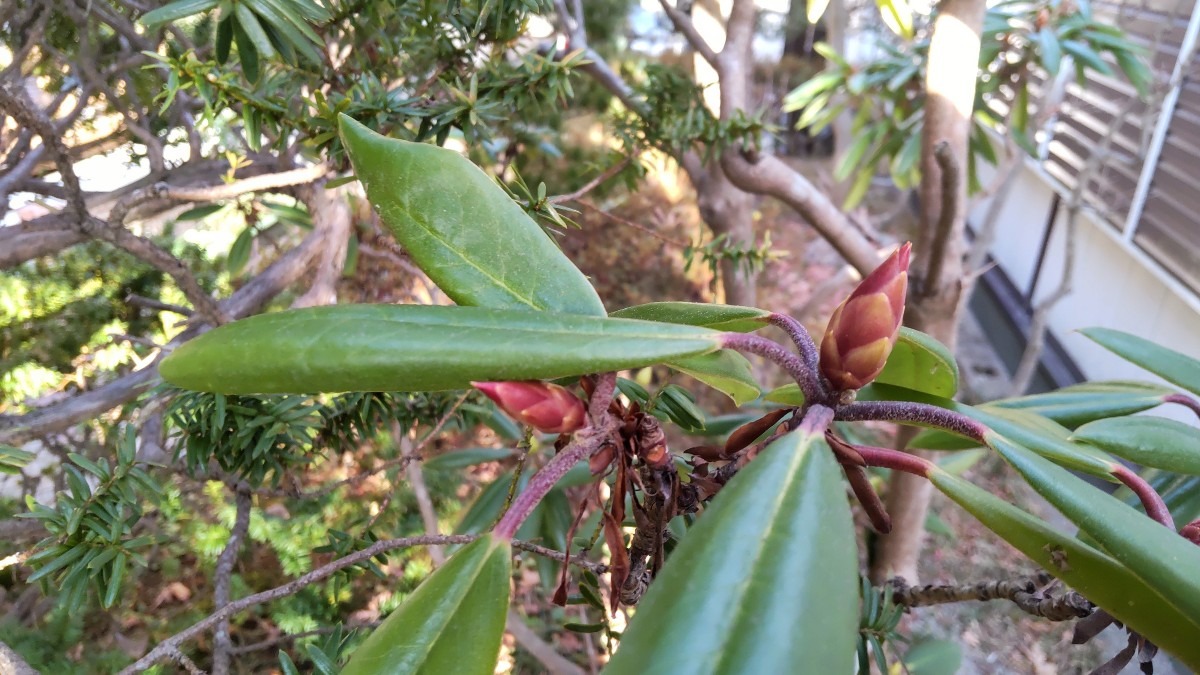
890 573 1093 621
166 647 205 675
126 293 194 317
720 333 825 404
1164 393 1200 420
572 200 689 248
507 610 586 675
119 534 602 673
920 142 958 298
835 401 989 445
212 487 252 675
768 312 820 370
549 158 631 205
657 0 719 68
230 622 383 655
398 423 445 565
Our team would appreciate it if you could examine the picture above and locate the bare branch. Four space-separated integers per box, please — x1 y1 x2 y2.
0 640 40 675
890 573 1093 621
126 293 194 317
507 610 586 675
212 487 253 675
549 158 631 205
291 182 352 308
658 0 719 68
919 142 959 298
119 534 605 674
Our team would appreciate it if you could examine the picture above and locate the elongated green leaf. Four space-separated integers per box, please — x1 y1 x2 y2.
930 467 1200 667
808 0 832 24
139 0 218 25
990 434 1200 630
609 302 770 333
605 430 857 674
876 0 914 39
338 115 604 316
991 380 1172 428
233 4 277 60
875 327 959 398
1073 416 1200 474
159 305 721 394
1036 27 1062 75
1081 327 1200 397
342 535 511 675
668 350 760 406
782 72 845 112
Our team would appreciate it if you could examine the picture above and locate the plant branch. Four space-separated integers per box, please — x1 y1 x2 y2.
919 142 958 298
1164 393 1200 420
549 158 631 205
1110 464 1173 529
720 333 826 404
119 533 604 673
212 487 252 675
890 572 1093 621
657 0 719 68
835 401 988 444
768 312 820 370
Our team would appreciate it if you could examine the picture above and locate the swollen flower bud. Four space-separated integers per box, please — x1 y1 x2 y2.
819 242 911 392
472 381 586 434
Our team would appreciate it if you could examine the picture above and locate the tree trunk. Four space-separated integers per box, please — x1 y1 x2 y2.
869 0 987 585
696 163 758 306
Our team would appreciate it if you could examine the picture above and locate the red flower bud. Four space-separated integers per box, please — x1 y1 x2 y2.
472 381 586 434
1183 518 1200 547
819 242 911 392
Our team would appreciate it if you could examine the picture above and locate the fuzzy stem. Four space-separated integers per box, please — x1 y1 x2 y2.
1164 392 1200 420
835 400 988 444
768 312 820 371
1110 464 1173 529
800 403 835 435
721 332 825 404
854 445 937 477
494 373 618 541
493 430 609 541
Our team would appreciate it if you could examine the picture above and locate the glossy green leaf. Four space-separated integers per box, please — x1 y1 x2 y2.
874 327 959 398
990 380 1173 428
930 465 1200 667
1073 416 1200 475
342 535 511 675
139 0 218 25
231 16 261 84
990 434 1200 633
609 302 770 333
159 305 721 394
764 382 804 407
604 430 857 674
424 447 515 471
338 115 604 316
1081 327 1200 397
668 350 761 406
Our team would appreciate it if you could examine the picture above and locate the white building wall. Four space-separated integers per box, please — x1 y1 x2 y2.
969 160 1200 394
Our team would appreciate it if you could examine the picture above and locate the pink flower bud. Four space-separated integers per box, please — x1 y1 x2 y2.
1183 519 1200 547
472 381 586 434
819 242 911 392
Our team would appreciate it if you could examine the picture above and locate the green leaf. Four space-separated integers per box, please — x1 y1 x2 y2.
1061 39 1113 76
424 447 515 471
935 448 986 475
876 0 914 39
342 535 511 675
929 466 1200 668
764 382 804 407
338 115 605 316
604 430 858 674
1114 48 1153 98
990 434 1200 636
667 350 761 406
232 16 261 83
609 302 770 333
1081 327 1200 397
455 472 524 536
1011 82 1030 134
782 72 845 112
139 0 219 26
1035 27 1062 75
875 327 959 398
159 305 722 394
227 228 253 275
175 204 226 221
1072 417 1200 475
233 4 277 61
990 380 1173 428
215 15 233 64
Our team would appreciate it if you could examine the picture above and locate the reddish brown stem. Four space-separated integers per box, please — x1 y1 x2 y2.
841 463 892 533
1110 464 1173 529
1164 393 1200 420
854 445 936 478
